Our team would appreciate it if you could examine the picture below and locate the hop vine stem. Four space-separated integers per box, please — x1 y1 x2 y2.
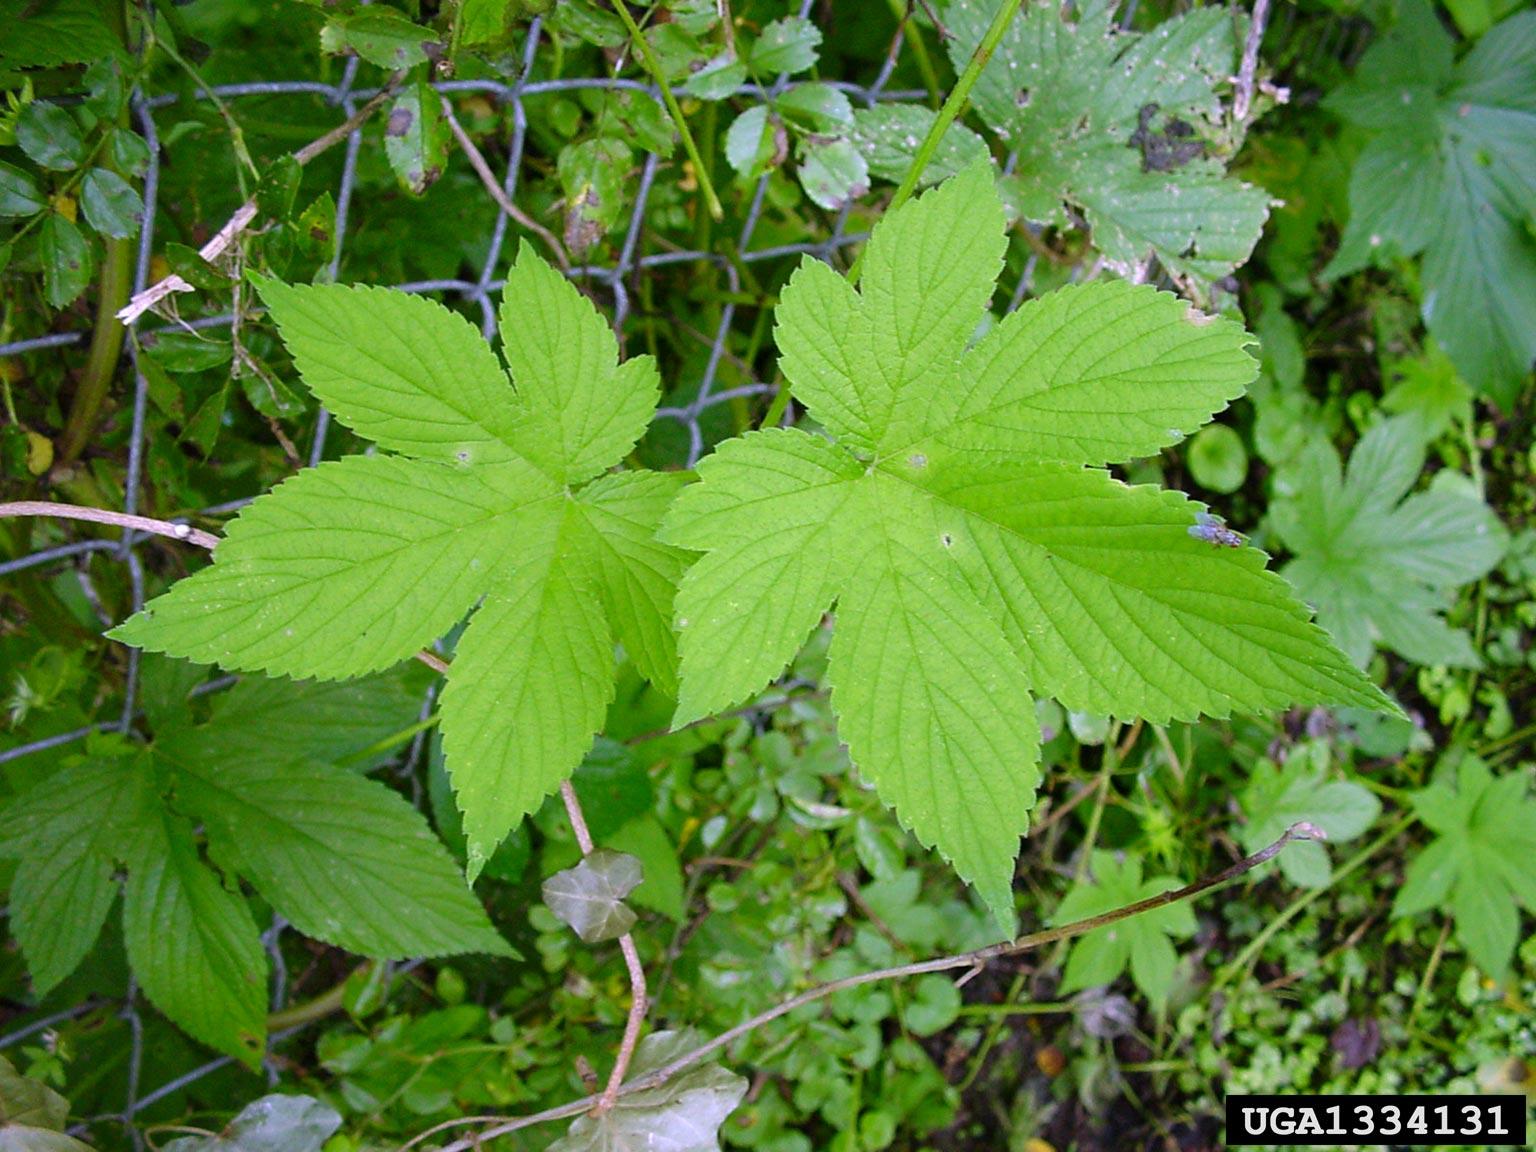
407 822 1324 1152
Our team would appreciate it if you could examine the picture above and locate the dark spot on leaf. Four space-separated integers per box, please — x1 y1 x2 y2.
386 108 413 138
941 533 953 547
1016 87 1032 108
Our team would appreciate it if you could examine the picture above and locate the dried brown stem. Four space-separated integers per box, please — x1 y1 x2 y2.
416 823 1324 1152
117 74 406 324
439 95 571 272
1233 0 1271 125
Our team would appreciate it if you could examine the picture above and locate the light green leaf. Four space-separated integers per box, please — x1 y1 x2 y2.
320 9 438 70
724 106 779 178
1394 756 1536 980
123 808 267 1067
167 754 513 960
247 276 530 467
1325 1 1536 406
851 104 990 188
1186 424 1248 494
797 137 868 211
383 82 449 196
946 0 1270 284
1273 416 1507 668
496 243 660 484
750 16 821 74
605 814 684 921
110 454 536 679
547 1030 747 1152
664 169 1388 926
160 1094 341 1152
1238 757 1380 887
775 83 854 133
900 974 962 1037
112 247 685 886
1054 851 1195 1005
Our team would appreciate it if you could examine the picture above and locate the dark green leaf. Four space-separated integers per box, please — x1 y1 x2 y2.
384 82 450 196
160 1095 341 1152
541 848 642 943
38 214 92 309
0 162 46 217
80 168 143 239
320 9 439 70
15 102 87 171
751 16 821 74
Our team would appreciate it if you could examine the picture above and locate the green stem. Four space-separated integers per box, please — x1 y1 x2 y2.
609 1 723 221
265 966 363 1030
55 234 132 468
848 0 1022 282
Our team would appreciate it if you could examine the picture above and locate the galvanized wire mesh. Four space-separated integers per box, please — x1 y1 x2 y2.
0 7 947 1138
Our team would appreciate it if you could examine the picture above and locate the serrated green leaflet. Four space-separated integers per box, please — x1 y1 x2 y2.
945 0 1270 284
0 670 511 1065
1394 756 1536 980
110 243 689 875
1325 0 1536 407
1272 416 1507 669
1238 753 1380 888
661 166 1389 928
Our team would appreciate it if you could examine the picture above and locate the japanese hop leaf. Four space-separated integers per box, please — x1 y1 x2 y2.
660 166 1389 927
111 243 688 875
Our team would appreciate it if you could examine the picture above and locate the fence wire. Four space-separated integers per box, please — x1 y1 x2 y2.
0 7 945 1139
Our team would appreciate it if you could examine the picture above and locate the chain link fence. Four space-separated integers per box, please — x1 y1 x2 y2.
0 5 955 1139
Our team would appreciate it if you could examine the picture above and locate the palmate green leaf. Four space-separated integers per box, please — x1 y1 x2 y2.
1053 851 1195 1005
1325 1 1536 406
541 848 643 943
111 243 687 875
945 0 1270 284
123 806 267 1069
160 1095 341 1152
1272 416 1507 668
662 166 1388 927
1394 756 1536 980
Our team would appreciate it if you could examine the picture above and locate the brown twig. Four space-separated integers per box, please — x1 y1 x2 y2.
116 74 407 325
413 823 1325 1152
0 500 221 550
438 95 571 272
1232 0 1271 125
559 780 650 1113
0 500 452 677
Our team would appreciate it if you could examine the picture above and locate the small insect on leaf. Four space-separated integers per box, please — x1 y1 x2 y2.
1188 512 1244 548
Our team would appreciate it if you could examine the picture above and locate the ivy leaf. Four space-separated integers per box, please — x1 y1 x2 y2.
661 167 1390 927
1394 756 1536 980
945 0 1270 284
1054 851 1196 1005
161 1095 341 1152
122 806 268 1069
1272 416 1507 669
0 1054 93 1150
1238 755 1380 888
110 243 688 877
542 848 643 943
1324 1 1536 407
547 1030 748 1152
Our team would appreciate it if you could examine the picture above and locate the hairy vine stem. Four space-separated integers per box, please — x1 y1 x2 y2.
559 780 651 1114
1233 0 1272 126
409 822 1325 1152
